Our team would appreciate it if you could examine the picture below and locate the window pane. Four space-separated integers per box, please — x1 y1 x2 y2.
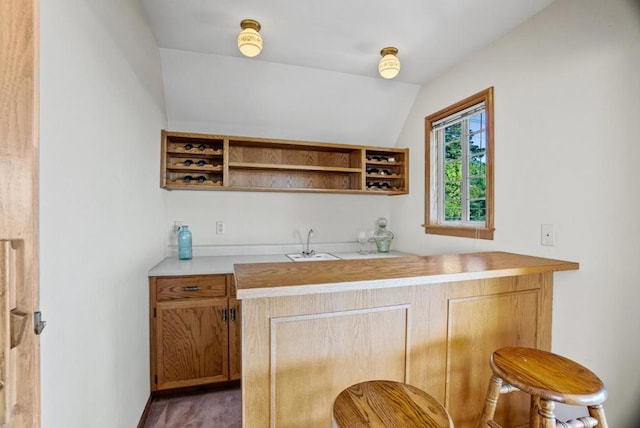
469 177 486 199
444 180 461 221
445 202 462 221
469 199 486 221
469 155 486 178
469 113 486 159
469 131 485 154
444 123 462 141
445 141 462 160
469 112 485 134
444 123 462 160
445 159 462 181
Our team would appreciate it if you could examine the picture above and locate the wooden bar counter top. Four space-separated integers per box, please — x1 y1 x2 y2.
234 251 579 428
234 251 578 299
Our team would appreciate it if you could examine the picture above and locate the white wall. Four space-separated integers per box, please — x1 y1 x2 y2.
39 0 166 426
163 190 393 251
392 0 640 424
37 0 640 425
162 49 420 147
162 52 420 249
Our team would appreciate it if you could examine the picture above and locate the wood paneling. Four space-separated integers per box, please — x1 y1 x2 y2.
446 289 541 426
228 145 358 168
270 305 409 427
240 272 560 428
228 169 361 191
0 0 40 425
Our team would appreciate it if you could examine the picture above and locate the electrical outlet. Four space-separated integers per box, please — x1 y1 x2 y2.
216 221 225 235
541 224 555 246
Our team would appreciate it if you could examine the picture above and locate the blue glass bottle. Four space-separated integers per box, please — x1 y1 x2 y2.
178 225 192 260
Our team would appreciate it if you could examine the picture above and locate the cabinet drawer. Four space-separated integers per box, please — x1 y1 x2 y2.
156 275 227 301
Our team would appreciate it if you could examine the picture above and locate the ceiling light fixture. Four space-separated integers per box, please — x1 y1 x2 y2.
378 47 400 79
237 19 263 57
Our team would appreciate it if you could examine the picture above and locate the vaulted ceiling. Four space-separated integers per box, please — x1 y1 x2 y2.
140 0 556 145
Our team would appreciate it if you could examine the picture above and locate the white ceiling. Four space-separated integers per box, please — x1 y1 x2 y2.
140 0 556 84
138 0 556 145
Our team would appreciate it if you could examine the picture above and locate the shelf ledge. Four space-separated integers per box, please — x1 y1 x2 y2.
229 162 361 173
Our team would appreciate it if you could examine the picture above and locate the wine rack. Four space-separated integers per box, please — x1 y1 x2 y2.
161 130 408 195
364 150 407 193
162 131 225 189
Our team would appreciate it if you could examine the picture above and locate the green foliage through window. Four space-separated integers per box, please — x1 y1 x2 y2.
442 113 486 222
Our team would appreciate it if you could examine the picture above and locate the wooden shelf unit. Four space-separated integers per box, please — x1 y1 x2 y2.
161 130 409 195
161 131 226 190
365 149 408 193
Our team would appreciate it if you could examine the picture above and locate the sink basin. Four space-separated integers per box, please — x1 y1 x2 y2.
286 253 341 262
332 251 404 260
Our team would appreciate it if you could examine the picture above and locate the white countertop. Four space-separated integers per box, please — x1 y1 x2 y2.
148 249 408 277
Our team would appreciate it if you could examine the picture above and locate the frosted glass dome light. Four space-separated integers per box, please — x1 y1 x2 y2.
237 19 263 57
378 47 400 79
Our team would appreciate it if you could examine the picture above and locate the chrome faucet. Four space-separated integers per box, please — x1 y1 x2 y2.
302 229 315 256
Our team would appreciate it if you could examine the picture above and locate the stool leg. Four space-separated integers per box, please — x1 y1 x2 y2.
530 395 541 428
477 375 503 427
537 399 556 428
587 404 608 428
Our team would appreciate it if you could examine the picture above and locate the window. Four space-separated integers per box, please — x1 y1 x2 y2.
425 87 494 239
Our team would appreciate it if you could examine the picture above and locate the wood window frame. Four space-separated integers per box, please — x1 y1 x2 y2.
424 87 495 240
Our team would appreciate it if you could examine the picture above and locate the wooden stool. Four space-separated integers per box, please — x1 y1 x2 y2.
332 380 453 428
478 347 608 428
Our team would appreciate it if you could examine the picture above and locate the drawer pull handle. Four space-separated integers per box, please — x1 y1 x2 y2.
183 285 201 292
222 307 228 322
230 306 237 322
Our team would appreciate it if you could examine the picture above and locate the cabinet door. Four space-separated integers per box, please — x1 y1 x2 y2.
155 297 229 390
228 298 242 380
445 289 541 427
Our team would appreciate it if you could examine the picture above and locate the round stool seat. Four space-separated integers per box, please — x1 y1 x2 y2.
491 347 607 407
332 380 453 428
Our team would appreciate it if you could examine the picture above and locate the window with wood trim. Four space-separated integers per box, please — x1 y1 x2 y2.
425 87 494 239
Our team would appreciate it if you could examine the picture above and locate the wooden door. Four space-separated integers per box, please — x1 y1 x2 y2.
228 298 241 381
155 298 230 390
0 0 41 426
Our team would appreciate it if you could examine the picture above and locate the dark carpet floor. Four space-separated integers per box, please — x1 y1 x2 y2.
144 386 241 428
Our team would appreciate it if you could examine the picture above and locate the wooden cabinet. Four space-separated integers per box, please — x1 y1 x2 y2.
236 250 576 428
161 130 409 195
242 276 550 427
149 274 241 392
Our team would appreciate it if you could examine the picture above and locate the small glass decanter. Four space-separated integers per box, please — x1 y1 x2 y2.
373 217 394 253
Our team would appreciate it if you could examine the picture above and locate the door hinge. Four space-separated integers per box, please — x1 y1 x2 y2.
154 375 157 384
153 307 156 318
34 311 46 335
